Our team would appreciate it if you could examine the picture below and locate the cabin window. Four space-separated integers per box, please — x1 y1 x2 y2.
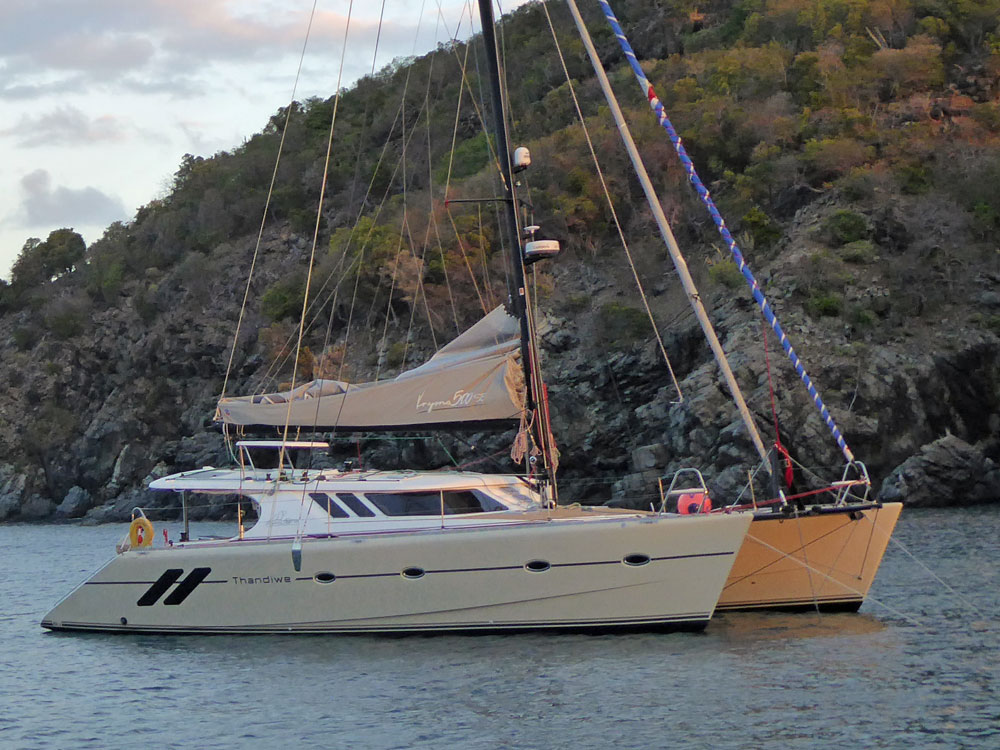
336 492 376 518
309 493 349 518
362 490 507 516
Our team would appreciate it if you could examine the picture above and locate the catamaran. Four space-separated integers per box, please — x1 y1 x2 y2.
42 0 753 635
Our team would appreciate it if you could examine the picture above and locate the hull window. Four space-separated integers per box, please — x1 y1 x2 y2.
524 560 551 573
314 572 336 584
402 567 425 579
364 490 507 516
623 554 651 567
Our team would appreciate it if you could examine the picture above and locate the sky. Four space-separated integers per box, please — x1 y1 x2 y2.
0 0 527 279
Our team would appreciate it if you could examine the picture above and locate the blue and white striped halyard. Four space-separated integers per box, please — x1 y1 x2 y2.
594 0 854 463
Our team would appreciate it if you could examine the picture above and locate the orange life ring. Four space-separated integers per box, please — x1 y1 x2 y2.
678 492 712 514
129 517 154 548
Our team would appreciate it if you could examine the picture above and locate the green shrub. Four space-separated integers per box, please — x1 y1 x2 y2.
848 305 877 330
564 294 590 313
45 298 88 340
741 206 782 249
708 259 745 289
823 210 868 245
386 341 407 369
261 274 306 321
806 293 843 317
896 162 933 195
840 168 877 202
598 303 649 347
12 326 37 351
839 240 877 264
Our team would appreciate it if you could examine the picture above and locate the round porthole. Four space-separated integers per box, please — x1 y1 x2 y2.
525 559 551 573
402 567 425 579
623 553 651 567
314 571 336 584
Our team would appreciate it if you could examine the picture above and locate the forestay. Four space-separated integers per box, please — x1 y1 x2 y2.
216 306 526 430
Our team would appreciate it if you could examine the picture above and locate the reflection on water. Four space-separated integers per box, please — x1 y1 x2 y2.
714 610 888 640
1 509 998 749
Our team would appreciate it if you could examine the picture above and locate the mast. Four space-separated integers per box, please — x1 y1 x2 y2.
564 0 772 471
477 0 558 490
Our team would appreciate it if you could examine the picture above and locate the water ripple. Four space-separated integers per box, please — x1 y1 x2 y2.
1 511 998 749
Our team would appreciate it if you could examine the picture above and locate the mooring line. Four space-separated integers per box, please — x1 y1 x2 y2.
745 533 923 626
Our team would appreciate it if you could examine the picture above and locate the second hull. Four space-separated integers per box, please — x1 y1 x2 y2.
717 502 902 612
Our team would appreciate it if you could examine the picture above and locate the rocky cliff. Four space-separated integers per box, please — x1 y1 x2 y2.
2 0 1000 522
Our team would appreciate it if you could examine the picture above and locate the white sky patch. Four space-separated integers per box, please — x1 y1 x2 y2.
15 169 128 227
2 106 130 148
0 0 529 278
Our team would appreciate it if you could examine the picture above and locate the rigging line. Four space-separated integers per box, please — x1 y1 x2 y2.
411 217 441 354
440 45 489 313
336 98 430 384
218 0 320 407
281 0 356 477
477 203 497 308
566 0 772 472
744 533 923 627
542 0 683 402
249 102 407 396
792 510 823 614
346 0 390 229
886 535 984 616
431 211 462 336
595 0 854 465
328 0 431 434
439 31 489 315
423 47 461 337
403 217 435 370
251 243 363 396
292 51 449 389
373 76 412 384
434 0 506 189
405 32 445 355
370 0 388 76
443 31 469 199
374 222 407 382
446 208 489 314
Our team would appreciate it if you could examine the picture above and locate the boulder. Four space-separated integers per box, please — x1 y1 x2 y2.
0 469 27 520
20 494 56 520
56 486 93 519
877 435 1000 507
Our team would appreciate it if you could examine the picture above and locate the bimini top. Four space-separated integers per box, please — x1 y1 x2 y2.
215 307 526 431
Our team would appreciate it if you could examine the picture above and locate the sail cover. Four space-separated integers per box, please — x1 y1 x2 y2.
217 306 526 430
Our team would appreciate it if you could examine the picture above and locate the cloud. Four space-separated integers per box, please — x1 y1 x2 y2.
13 169 128 228
1 105 130 147
0 0 476 102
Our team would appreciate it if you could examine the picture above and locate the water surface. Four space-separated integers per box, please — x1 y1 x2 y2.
1 508 997 749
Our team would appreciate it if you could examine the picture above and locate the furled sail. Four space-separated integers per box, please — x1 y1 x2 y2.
216 306 526 430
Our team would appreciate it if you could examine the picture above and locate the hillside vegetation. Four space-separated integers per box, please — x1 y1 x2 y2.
1 0 999 520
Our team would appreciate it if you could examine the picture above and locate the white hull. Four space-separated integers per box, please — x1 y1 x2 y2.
42 511 751 634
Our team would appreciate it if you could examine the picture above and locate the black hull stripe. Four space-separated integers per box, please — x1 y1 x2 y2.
41 613 712 635
83 550 734 585
88 580 228 585
716 594 863 612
